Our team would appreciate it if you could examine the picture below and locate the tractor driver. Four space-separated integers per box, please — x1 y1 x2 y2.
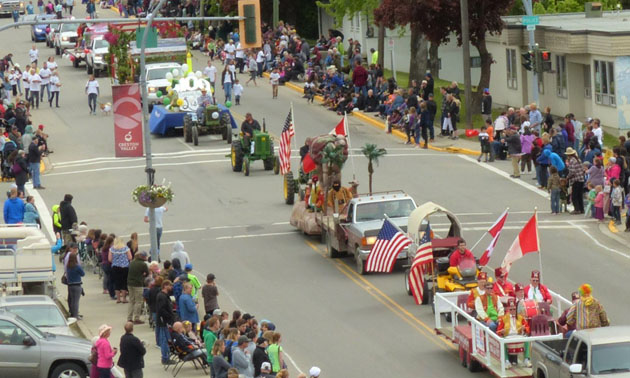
196 88 214 123
448 239 475 279
241 112 261 150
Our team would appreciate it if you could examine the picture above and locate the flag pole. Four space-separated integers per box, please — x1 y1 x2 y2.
344 112 357 180
290 102 296 152
469 207 509 253
534 208 543 284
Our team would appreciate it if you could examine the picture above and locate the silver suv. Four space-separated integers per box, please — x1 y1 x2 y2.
0 309 92 378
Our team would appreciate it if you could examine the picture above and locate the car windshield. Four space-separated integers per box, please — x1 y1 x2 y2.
147 67 178 81
591 342 630 374
14 314 45 338
61 23 79 32
355 199 415 222
5 305 66 327
93 39 109 49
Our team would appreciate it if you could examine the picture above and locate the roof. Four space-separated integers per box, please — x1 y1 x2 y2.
575 326 630 345
0 295 55 306
352 191 412 204
503 10 630 34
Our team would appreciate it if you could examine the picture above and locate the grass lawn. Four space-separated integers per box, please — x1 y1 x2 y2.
382 68 618 148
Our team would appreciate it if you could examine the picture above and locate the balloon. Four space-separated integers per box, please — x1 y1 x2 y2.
165 72 173 80
225 100 232 108
195 70 202 78
176 98 184 106
156 91 163 98
172 69 180 78
163 97 171 106
167 89 173 95
211 112 219 120
166 85 172 92
181 64 189 73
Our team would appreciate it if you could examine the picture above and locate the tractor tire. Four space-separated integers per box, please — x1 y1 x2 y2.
468 356 481 373
263 156 274 171
87 62 93 74
55 45 60 56
231 140 243 172
273 156 280 175
183 115 193 143
243 157 250 176
221 112 232 144
221 124 228 140
404 269 412 296
192 125 199 146
283 172 295 205
355 247 367 274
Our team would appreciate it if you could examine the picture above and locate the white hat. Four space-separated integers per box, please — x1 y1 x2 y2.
261 362 271 371
522 121 531 127
309 366 321 377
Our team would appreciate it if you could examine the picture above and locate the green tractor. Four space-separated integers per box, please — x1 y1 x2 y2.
230 123 280 176
183 105 233 146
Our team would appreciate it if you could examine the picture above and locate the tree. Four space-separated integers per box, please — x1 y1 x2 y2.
321 143 347 213
361 143 387 195
373 0 444 87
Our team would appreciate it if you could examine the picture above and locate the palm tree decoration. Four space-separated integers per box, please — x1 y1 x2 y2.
361 143 387 195
320 143 346 213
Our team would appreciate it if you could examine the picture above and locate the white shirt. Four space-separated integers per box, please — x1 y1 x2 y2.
8 74 17 85
256 51 265 63
224 43 236 58
85 79 99 95
39 68 51 84
47 61 58 71
203 65 216 82
235 43 245 59
494 115 507 131
233 83 243 96
223 71 232 84
270 72 280 85
228 64 236 74
526 284 544 302
50 75 60 92
29 48 38 63
22 71 30 83
593 126 603 147
29 73 41 91
145 206 166 228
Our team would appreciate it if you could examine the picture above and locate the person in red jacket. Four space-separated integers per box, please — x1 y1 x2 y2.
351 60 368 98
449 239 475 268
493 267 515 299
523 270 552 304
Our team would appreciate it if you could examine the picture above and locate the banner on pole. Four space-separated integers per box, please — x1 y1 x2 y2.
112 83 144 157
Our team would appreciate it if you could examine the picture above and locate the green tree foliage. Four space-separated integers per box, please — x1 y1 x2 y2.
316 0 380 25
523 0 619 14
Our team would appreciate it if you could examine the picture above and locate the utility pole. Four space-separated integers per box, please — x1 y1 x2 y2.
460 0 472 129
377 0 384 68
273 0 279 27
140 0 167 262
523 0 538 105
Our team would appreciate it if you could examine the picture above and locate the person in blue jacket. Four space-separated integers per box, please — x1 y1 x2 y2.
542 148 565 173
51 232 62 272
178 282 200 335
3 187 24 224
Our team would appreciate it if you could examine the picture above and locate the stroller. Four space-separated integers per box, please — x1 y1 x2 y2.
1 140 17 181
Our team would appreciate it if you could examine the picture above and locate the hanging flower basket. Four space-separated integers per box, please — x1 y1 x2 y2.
132 183 174 208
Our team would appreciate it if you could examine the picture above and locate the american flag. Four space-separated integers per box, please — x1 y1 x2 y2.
365 219 412 273
409 223 434 305
279 109 294 175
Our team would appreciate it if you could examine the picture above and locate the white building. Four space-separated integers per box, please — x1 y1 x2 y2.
330 9 630 134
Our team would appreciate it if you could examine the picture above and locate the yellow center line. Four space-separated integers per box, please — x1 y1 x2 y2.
305 240 457 351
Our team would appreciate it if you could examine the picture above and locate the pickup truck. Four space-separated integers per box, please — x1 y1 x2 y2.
53 21 79 56
321 190 417 274
532 326 630 378
86 36 110 77
0 0 25 14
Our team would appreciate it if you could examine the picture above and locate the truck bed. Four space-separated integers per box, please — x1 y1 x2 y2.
536 339 568 356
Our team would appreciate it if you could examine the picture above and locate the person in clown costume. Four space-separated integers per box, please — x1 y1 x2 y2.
566 284 609 336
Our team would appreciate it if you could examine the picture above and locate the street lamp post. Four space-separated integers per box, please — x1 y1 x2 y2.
140 0 167 262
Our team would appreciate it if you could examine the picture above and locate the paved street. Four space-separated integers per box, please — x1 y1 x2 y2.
2 9 630 378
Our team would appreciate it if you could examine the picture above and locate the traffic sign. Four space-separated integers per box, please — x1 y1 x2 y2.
522 15 540 25
527 24 536 31
388 37 394 50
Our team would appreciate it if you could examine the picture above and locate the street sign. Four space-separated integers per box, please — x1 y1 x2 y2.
527 24 536 31
522 15 540 25
388 37 394 50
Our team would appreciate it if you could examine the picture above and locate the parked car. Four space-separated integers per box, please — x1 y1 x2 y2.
0 309 92 378
0 295 76 336
31 14 54 42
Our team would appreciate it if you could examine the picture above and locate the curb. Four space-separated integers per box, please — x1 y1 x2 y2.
267 72 479 156
598 222 628 246
54 272 91 340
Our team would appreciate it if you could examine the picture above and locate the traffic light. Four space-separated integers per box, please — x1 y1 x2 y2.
539 50 552 72
522 50 534 71
238 0 261 48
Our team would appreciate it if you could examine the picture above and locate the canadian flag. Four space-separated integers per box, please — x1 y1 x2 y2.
478 209 508 266
330 116 347 136
501 213 540 274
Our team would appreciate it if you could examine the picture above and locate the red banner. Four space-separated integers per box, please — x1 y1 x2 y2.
112 83 144 157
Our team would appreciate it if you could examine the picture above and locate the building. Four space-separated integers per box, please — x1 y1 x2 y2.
330 8 630 134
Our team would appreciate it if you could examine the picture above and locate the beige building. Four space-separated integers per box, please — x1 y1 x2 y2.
482 10 630 135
